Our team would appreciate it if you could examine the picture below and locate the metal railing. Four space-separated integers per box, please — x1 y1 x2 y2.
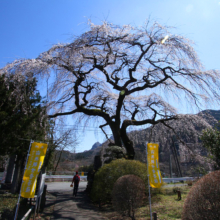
46 171 88 176
45 175 87 182
163 177 195 183
21 207 33 220
45 171 88 181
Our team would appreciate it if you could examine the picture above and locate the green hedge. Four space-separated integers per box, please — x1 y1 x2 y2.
90 159 148 203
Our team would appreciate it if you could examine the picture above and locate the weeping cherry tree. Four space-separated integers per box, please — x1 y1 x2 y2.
1 20 220 159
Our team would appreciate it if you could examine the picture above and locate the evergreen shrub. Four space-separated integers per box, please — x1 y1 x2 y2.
90 159 148 203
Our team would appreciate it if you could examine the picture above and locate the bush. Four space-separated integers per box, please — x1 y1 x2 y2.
112 175 145 220
182 170 220 220
90 159 148 203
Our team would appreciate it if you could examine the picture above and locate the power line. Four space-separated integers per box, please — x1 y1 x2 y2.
49 128 112 134
55 124 103 128
49 126 112 134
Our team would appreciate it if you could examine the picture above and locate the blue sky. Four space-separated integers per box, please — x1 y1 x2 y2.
1 0 220 152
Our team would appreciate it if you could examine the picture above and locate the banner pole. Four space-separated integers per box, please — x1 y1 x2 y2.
146 142 152 220
14 139 33 220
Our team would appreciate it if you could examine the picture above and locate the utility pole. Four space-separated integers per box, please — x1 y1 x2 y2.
170 137 182 177
169 154 172 178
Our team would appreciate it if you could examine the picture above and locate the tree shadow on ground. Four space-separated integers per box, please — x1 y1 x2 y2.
43 190 106 220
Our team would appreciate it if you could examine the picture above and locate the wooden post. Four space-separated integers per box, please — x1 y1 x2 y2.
99 199 101 209
177 190 181 200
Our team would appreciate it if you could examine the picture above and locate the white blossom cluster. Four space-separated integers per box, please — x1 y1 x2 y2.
1 20 220 155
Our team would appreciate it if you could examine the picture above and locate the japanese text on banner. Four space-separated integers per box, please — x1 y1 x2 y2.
21 142 48 198
147 143 163 188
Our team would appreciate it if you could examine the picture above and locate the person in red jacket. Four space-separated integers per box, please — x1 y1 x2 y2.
71 171 80 196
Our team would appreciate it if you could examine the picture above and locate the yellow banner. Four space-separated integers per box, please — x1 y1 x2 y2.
21 142 48 198
147 143 163 188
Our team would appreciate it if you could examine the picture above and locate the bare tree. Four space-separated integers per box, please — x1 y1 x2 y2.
53 130 78 172
1 20 220 159
45 121 79 172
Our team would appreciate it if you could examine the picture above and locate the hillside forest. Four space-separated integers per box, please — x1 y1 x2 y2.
50 109 220 177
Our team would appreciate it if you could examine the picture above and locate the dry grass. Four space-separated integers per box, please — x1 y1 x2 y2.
101 185 191 220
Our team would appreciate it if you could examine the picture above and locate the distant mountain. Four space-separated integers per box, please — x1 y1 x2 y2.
54 110 220 175
201 109 220 121
91 142 102 150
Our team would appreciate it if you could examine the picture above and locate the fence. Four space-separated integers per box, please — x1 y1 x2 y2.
21 207 33 220
46 171 88 176
45 175 193 183
45 174 87 182
163 177 195 183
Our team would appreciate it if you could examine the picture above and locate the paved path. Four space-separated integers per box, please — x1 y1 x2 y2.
46 182 106 220
46 182 88 191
